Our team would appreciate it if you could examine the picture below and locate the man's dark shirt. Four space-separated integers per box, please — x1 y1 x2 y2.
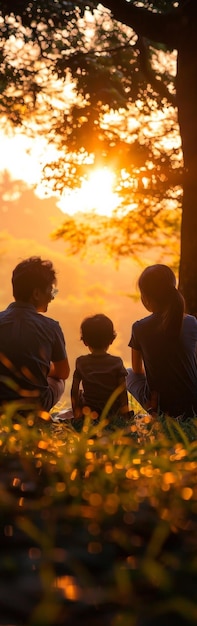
0 302 66 408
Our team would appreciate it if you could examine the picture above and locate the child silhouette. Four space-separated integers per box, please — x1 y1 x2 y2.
71 314 131 420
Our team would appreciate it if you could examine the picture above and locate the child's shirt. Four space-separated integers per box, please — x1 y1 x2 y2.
72 353 128 414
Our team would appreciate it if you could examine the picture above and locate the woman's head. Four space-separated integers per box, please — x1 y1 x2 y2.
80 314 116 350
139 264 176 311
138 264 185 339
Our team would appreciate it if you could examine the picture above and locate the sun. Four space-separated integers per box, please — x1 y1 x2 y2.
57 167 119 217
0 129 119 217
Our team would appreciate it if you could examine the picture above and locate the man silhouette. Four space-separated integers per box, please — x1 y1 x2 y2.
0 256 69 411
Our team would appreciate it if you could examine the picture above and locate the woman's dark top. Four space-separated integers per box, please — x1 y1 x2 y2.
129 313 197 417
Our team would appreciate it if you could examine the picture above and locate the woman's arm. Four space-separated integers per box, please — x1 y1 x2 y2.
132 349 158 414
132 348 145 374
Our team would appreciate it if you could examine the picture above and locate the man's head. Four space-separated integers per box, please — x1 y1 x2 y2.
12 256 57 312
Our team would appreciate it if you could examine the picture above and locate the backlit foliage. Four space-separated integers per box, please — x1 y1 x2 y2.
0 1 182 258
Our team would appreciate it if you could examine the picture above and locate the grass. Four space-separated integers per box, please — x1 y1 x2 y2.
0 401 197 625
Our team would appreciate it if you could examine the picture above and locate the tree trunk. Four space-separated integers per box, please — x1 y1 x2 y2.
179 176 197 315
177 65 197 316
102 0 197 313
176 16 197 314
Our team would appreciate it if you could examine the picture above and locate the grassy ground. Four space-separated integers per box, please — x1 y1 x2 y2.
0 402 197 625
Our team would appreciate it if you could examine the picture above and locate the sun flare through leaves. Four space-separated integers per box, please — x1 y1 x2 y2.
58 167 119 217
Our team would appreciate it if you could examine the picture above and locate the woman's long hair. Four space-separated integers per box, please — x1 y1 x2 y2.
138 264 185 340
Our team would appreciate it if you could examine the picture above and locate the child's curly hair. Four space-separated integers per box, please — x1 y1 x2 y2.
80 314 116 349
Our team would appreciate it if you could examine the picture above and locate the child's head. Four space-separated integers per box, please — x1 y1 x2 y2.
80 314 116 350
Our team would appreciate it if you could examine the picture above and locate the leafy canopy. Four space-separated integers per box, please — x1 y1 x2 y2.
0 1 181 256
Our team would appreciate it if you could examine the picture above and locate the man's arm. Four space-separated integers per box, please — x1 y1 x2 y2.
49 358 70 380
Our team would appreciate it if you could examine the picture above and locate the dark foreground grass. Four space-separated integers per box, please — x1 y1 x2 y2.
0 402 197 625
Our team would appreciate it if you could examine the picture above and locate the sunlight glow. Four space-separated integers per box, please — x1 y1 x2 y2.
0 128 59 187
0 127 119 217
57 167 119 216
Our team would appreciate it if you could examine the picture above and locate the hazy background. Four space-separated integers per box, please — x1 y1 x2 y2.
0 170 150 405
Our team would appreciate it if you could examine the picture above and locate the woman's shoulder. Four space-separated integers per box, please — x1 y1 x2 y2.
183 314 197 326
182 314 197 332
132 313 156 329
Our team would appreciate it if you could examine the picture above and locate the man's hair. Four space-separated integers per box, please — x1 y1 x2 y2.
12 256 57 302
80 314 116 349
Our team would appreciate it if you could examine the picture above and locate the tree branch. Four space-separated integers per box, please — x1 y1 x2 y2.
137 36 176 106
100 0 180 49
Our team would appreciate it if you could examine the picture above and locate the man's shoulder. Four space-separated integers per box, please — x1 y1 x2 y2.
0 303 13 317
38 313 61 329
40 313 58 323
0 309 7 319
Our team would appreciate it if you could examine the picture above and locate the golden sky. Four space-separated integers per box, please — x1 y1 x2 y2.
0 168 150 405
0 126 164 407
